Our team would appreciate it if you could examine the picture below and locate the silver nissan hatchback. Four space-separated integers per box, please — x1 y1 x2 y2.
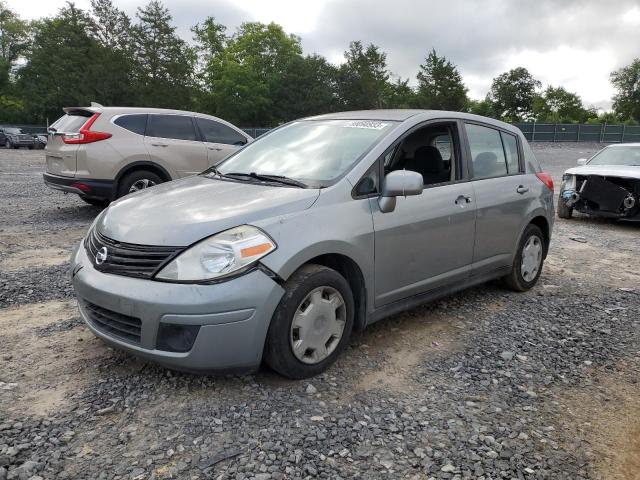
71 110 554 379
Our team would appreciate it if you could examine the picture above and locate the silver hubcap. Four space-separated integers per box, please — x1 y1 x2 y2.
129 178 156 193
521 235 542 282
290 286 346 364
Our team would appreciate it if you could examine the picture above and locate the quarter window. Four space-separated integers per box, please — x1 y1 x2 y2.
196 117 247 145
114 114 147 136
147 115 197 141
501 132 520 174
466 124 508 179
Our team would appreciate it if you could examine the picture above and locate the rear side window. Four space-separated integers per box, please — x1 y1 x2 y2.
147 115 197 141
465 123 508 179
196 117 246 145
114 114 147 135
50 114 90 133
501 132 520 174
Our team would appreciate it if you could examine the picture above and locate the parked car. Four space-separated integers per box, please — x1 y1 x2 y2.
34 134 47 149
558 143 640 220
71 110 555 379
43 105 252 207
0 127 37 149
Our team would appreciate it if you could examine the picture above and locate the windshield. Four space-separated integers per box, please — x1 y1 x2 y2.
589 146 640 166
214 119 396 187
5 128 23 134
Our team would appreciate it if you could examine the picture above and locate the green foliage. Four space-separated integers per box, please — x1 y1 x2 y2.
337 41 390 110
488 67 541 122
532 86 595 123
415 49 468 111
0 1 637 128
611 58 640 123
132 1 196 109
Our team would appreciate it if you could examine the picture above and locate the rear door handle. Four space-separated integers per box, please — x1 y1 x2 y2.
516 185 529 194
455 195 472 205
151 143 168 147
208 147 223 151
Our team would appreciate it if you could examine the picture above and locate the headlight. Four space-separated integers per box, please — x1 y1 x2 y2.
561 174 576 190
155 225 276 282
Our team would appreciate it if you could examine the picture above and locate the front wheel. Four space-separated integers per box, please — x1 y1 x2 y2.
264 264 354 379
557 193 573 219
503 224 545 292
6 140 13 149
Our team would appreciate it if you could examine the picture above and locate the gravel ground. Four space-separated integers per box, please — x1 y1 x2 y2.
1 144 639 480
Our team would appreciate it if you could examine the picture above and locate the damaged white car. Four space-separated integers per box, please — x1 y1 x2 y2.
558 143 640 220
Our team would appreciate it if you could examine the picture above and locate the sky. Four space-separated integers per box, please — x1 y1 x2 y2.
10 0 640 110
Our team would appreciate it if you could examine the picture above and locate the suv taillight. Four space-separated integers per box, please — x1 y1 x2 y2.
62 113 112 144
535 172 554 192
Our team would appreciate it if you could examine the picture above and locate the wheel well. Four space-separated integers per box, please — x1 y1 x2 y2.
114 163 171 195
529 216 550 257
304 254 367 332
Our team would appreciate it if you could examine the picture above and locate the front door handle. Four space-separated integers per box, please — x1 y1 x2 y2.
151 143 168 147
455 195 472 205
208 147 223 151
516 185 529 194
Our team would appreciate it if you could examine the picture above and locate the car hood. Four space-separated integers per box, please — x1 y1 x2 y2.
565 164 640 179
97 175 320 246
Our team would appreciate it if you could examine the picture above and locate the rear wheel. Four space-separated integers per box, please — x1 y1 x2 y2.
117 170 163 198
503 224 545 292
6 140 14 149
557 193 573 219
80 196 109 208
265 264 354 379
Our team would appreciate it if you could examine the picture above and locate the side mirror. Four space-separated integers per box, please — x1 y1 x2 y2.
577 158 587 166
378 170 424 213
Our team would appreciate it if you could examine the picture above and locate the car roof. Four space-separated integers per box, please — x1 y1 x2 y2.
306 109 519 133
605 143 640 147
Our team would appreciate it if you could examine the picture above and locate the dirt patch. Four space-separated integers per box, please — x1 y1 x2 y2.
0 247 70 270
0 300 109 416
554 368 640 480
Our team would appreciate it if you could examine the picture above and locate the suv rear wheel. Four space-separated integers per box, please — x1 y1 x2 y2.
117 170 163 198
503 224 545 292
265 264 354 379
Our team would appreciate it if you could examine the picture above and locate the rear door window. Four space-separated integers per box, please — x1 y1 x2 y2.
500 132 520 174
196 117 247 145
147 115 197 141
465 123 508 179
114 114 147 135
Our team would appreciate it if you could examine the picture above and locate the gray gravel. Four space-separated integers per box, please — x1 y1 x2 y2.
1 144 639 479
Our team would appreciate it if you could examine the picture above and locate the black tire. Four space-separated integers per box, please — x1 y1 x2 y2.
557 194 573 219
502 224 545 292
264 264 355 379
116 170 163 198
80 196 110 208
28 145 34 150
6 140 13 149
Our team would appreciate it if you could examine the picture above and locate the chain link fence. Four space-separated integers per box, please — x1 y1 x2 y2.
513 122 640 143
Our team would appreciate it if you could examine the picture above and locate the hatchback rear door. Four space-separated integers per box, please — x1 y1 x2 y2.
144 114 207 177
194 117 249 167
45 110 94 177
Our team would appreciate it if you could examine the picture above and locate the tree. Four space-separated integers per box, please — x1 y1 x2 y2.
488 67 541 121
385 77 416 108
0 1 29 121
89 0 136 106
533 86 593 123
17 4 102 123
337 41 390 109
611 58 640 123
467 97 494 117
132 0 196 108
415 49 468 111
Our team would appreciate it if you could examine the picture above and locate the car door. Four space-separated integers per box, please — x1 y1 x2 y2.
144 114 207 177
370 121 476 307
195 117 249 167
464 122 533 276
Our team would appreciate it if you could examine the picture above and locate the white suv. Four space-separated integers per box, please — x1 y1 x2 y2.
43 105 252 206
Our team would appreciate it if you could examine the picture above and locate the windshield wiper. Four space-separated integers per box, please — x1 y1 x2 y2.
223 172 308 188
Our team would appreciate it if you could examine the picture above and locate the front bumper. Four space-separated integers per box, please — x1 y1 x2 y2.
71 242 285 372
43 173 114 200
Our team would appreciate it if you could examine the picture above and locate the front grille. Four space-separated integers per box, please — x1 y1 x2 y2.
85 229 182 279
81 300 142 344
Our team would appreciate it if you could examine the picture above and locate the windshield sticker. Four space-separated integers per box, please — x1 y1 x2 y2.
343 121 389 130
